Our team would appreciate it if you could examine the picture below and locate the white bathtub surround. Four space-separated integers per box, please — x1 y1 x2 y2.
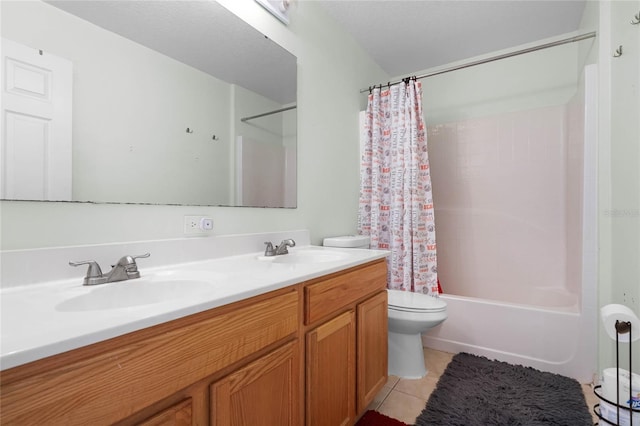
430 104 579 304
0 230 389 370
422 65 598 383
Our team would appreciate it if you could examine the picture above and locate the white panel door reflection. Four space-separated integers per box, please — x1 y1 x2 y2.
1 38 72 200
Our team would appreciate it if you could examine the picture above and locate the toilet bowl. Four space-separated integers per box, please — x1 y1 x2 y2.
322 235 370 249
387 289 447 379
322 236 447 379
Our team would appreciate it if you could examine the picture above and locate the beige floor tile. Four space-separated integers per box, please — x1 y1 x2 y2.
423 347 454 377
377 389 427 425
394 372 440 401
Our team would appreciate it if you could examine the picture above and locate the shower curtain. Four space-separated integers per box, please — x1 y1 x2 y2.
358 79 438 295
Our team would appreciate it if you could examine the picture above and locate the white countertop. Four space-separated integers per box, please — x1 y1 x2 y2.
0 245 388 370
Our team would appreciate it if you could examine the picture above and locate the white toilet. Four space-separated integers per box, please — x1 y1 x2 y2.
323 236 448 379
387 289 447 379
322 235 372 249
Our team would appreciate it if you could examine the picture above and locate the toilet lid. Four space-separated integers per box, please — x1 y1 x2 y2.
387 289 447 313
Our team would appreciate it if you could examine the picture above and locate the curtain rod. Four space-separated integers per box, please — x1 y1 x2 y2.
360 31 597 93
240 105 297 122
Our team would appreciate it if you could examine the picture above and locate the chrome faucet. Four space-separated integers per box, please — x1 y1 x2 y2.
275 239 296 255
263 239 296 256
69 253 150 285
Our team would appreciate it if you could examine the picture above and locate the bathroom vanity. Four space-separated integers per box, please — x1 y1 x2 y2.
0 232 388 425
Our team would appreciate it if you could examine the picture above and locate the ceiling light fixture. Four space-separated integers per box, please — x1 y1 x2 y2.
255 0 291 25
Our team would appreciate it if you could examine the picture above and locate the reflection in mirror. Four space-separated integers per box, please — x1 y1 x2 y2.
0 0 297 208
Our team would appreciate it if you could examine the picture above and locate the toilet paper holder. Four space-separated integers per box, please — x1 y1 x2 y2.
616 321 633 335
593 311 639 426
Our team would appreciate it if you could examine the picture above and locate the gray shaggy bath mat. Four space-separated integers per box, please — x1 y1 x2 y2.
415 352 592 426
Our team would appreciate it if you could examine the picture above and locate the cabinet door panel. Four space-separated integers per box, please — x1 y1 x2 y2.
306 311 355 426
211 341 300 426
357 291 388 413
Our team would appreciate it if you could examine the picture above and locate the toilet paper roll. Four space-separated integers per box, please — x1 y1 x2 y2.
601 368 640 407
601 304 640 342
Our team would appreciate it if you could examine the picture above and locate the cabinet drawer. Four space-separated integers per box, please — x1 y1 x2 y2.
0 290 298 425
304 260 386 325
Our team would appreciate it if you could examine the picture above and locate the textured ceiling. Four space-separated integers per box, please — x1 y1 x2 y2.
316 0 587 78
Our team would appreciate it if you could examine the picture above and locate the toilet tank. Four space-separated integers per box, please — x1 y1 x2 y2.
323 235 370 249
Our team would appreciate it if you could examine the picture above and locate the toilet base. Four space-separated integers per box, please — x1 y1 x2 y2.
388 330 427 379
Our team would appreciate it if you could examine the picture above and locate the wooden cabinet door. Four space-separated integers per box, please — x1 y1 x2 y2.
210 341 300 426
356 291 388 413
138 399 192 426
306 310 355 426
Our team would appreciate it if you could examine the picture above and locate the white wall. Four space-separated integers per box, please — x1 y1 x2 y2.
596 0 640 373
421 38 581 124
0 0 388 250
609 0 640 318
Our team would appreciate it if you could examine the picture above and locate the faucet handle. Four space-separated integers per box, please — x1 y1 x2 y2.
114 253 150 265
69 260 104 285
131 253 151 262
114 253 150 271
69 260 103 276
264 242 276 256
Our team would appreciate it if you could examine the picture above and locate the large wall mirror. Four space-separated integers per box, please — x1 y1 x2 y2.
0 1 297 208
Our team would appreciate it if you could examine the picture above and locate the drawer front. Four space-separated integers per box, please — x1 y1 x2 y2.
305 260 386 325
0 290 298 425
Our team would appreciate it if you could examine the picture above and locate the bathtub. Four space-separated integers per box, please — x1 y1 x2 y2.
422 63 598 384
422 293 597 383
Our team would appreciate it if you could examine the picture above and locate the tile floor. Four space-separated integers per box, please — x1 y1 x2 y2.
366 348 600 425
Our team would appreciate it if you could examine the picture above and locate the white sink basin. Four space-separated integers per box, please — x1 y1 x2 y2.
258 248 350 264
56 278 214 311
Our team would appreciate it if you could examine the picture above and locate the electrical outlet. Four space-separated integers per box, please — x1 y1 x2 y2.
184 216 214 235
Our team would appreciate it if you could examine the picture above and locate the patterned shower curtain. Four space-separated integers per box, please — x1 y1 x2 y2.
358 79 438 295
